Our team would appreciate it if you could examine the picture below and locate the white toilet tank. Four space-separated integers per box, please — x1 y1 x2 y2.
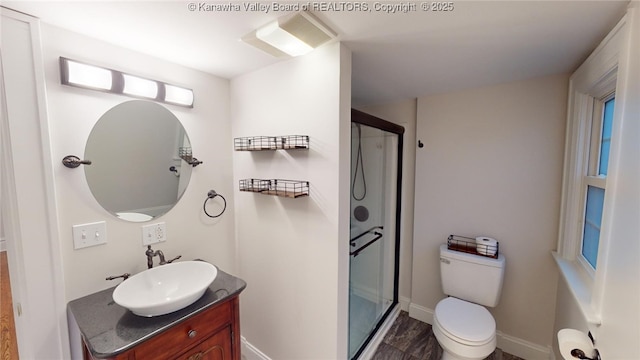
439 244 506 307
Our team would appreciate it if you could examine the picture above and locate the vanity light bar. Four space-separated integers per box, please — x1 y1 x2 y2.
59 57 194 108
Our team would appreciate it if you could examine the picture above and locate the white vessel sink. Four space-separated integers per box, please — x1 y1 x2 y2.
113 261 217 317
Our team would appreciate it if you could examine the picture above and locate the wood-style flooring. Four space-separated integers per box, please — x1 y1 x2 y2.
1 251 19 360
372 311 523 360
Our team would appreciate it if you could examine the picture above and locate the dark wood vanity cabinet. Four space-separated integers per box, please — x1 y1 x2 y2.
82 296 241 360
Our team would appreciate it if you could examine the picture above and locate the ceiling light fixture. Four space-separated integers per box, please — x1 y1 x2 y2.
256 21 314 57
59 57 194 108
242 12 336 58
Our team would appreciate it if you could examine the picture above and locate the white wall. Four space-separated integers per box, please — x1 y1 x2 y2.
356 99 417 310
553 3 640 358
411 74 568 357
40 24 236 302
230 42 351 359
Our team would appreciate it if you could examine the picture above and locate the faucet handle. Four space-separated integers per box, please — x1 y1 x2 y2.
146 245 155 268
167 255 182 264
106 273 131 281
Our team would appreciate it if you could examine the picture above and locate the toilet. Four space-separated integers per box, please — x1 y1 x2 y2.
433 244 506 360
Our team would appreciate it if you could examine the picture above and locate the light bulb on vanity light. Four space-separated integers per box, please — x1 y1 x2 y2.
164 84 194 107
64 59 112 90
123 74 158 99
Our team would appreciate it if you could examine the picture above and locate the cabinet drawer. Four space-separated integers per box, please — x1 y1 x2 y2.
175 326 232 360
135 301 232 360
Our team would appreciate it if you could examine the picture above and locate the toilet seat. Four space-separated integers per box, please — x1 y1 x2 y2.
434 297 496 346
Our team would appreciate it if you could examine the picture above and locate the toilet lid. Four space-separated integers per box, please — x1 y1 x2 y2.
435 297 495 343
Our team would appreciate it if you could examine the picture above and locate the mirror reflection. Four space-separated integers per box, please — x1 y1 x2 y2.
84 100 192 222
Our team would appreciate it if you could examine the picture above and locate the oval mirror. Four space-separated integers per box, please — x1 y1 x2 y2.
84 100 192 222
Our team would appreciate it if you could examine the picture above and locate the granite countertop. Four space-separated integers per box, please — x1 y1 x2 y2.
68 266 246 359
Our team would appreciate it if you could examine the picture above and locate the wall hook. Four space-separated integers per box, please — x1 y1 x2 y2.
62 155 92 168
187 158 203 167
179 147 202 167
418 140 424 148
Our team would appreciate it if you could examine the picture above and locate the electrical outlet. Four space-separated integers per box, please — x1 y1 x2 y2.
142 222 167 245
73 221 107 249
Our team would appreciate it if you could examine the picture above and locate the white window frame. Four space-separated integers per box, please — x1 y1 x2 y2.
555 16 626 325
576 91 614 277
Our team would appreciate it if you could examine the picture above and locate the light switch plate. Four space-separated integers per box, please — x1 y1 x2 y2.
72 221 107 249
142 222 167 245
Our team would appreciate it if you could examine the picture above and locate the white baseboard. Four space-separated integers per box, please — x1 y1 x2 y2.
496 331 551 360
357 304 401 360
241 336 272 360
399 295 411 312
408 301 434 324
408 302 551 360
0 237 5 252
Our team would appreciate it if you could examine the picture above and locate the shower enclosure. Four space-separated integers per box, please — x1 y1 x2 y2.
349 109 403 359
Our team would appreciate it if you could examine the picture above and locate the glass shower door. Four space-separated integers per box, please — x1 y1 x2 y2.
349 114 402 359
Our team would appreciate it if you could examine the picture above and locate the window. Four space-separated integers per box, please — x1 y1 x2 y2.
554 12 627 326
580 97 614 270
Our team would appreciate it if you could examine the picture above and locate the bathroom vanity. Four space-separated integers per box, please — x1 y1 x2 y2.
68 268 246 360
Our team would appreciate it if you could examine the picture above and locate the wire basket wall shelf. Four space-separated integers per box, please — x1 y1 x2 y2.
234 135 309 151
447 234 499 259
239 179 309 199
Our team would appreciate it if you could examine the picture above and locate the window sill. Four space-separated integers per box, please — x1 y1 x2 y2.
552 251 602 325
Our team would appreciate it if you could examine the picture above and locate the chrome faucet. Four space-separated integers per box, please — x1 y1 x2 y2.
145 245 181 268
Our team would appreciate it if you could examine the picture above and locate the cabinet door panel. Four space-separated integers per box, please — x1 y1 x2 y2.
176 326 232 360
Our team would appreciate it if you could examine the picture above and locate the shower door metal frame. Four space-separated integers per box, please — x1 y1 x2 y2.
350 109 404 360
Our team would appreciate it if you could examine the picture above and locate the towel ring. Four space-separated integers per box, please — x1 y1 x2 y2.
204 190 226 218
